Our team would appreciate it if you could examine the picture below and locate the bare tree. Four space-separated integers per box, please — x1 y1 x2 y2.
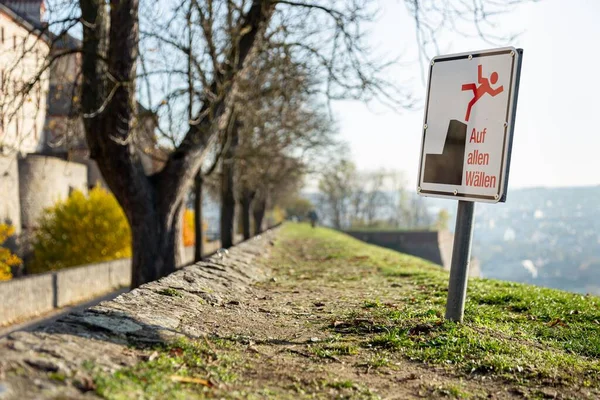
232 44 335 238
318 157 357 229
360 169 388 227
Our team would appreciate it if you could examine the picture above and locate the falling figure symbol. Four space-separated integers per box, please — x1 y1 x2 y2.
461 64 504 122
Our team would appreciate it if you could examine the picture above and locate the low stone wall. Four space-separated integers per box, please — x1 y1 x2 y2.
55 261 119 308
0 273 55 327
0 260 128 326
344 230 480 277
0 241 224 326
344 230 452 269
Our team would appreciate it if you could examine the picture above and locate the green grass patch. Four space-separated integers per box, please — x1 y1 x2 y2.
310 342 359 359
275 224 600 389
48 372 67 382
157 288 183 298
324 379 355 389
92 338 237 399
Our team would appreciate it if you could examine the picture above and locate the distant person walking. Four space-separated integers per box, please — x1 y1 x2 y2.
461 64 504 122
308 210 318 228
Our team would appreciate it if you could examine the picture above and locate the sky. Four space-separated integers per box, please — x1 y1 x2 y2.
331 0 600 190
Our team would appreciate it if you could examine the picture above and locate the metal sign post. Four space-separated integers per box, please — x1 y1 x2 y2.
445 201 475 322
416 47 523 322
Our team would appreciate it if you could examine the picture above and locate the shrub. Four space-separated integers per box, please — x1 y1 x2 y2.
182 209 207 247
0 224 20 281
267 205 286 225
183 209 194 246
29 186 131 273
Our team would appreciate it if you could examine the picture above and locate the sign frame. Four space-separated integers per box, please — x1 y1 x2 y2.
416 47 523 203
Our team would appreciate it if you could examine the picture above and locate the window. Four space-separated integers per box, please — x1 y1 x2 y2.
13 35 16 50
1 27 4 44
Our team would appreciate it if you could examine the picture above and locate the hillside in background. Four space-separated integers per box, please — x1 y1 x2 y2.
417 186 600 295
469 186 600 295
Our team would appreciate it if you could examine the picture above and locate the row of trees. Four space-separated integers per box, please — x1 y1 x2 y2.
9 0 528 288
317 158 447 231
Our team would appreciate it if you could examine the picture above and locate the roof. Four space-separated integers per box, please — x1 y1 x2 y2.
50 31 81 50
0 1 49 43
0 1 82 50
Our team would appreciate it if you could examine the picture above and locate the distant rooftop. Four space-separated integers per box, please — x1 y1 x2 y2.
0 0 45 29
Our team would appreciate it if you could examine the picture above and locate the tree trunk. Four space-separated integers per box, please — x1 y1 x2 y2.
253 197 267 235
128 189 183 287
220 118 239 248
240 187 256 240
194 173 203 262
220 162 235 248
241 196 252 240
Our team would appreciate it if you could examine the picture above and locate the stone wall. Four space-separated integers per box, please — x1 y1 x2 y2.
344 230 480 277
0 272 54 327
0 154 21 234
344 230 451 268
55 261 116 308
18 155 88 229
0 259 129 326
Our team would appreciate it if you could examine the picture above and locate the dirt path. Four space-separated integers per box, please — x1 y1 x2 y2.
184 236 507 399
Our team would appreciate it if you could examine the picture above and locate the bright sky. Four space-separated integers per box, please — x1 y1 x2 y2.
332 0 600 189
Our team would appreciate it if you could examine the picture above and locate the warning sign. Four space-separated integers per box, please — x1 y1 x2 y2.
417 47 523 203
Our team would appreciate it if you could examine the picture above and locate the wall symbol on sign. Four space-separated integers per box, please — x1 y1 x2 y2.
423 64 503 185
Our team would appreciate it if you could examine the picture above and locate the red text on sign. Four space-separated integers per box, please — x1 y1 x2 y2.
469 128 487 143
465 171 496 188
467 150 489 165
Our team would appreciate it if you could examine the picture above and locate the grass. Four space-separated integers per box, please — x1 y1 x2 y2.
157 288 184 298
310 342 359 359
91 338 237 399
274 224 600 389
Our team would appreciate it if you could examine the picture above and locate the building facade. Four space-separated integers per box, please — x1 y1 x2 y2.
0 1 49 154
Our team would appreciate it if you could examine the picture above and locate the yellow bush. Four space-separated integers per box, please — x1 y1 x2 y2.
0 224 20 281
271 205 286 224
29 186 131 273
182 209 207 247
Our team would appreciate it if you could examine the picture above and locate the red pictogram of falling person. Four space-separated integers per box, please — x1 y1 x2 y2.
461 64 504 122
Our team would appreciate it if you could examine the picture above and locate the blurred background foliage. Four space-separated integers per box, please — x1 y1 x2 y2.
182 209 207 247
0 224 20 281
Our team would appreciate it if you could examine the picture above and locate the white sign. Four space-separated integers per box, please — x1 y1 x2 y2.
417 47 522 203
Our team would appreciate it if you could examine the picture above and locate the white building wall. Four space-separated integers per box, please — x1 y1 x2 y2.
0 153 21 233
18 155 87 229
0 10 49 154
